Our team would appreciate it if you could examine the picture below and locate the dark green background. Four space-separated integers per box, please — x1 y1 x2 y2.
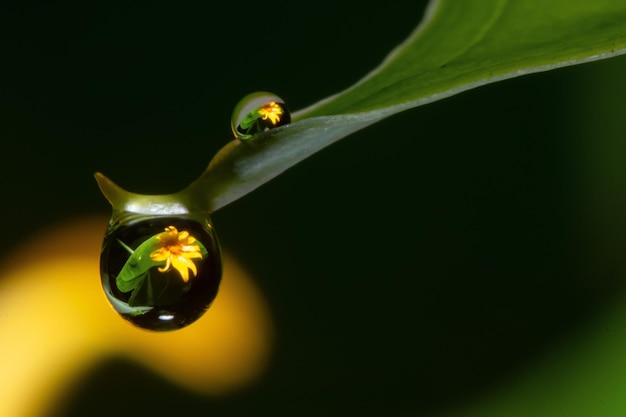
3 1 626 416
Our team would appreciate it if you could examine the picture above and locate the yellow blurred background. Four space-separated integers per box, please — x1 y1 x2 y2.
0 216 273 417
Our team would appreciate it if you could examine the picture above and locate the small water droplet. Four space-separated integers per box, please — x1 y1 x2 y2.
231 91 291 140
100 213 222 331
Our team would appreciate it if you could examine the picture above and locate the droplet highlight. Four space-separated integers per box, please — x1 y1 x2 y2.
231 91 291 140
100 214 222 331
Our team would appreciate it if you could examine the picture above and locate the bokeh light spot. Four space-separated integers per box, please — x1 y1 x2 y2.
0 216 273 417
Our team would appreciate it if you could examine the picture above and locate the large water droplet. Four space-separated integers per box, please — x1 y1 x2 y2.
231 91 291 140
100 213 222 331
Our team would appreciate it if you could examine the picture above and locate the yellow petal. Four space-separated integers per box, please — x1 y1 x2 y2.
182 250 203 259
150 248 170 262
171 256 191 282
182 256 198 277
157 256 172 273
181 255 199 278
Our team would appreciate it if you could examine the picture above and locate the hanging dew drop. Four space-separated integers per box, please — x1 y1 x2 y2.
100 213 222 331
231 91 291 140
93 89 293 330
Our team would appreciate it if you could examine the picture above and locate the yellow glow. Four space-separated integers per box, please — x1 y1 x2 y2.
0 216 273 417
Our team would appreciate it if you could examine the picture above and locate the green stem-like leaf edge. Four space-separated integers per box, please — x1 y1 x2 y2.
96 0 626 214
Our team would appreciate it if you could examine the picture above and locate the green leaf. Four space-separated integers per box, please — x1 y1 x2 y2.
179 0 626 213
297 0 626 118
115 236 161 293
127 271 153 307
95 0 626 216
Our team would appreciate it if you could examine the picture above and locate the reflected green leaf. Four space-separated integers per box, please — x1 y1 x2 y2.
115 236 161 293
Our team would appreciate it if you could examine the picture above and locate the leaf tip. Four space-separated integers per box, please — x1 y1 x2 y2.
94 172 130 208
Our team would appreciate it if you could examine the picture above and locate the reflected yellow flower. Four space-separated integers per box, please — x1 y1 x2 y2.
149 226 203 282
257 101 283 125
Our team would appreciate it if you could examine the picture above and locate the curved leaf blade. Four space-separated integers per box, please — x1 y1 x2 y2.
297 0 626 117
98 0 626 215
189 0 626 213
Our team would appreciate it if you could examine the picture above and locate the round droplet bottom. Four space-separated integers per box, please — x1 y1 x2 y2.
100 215 222 331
